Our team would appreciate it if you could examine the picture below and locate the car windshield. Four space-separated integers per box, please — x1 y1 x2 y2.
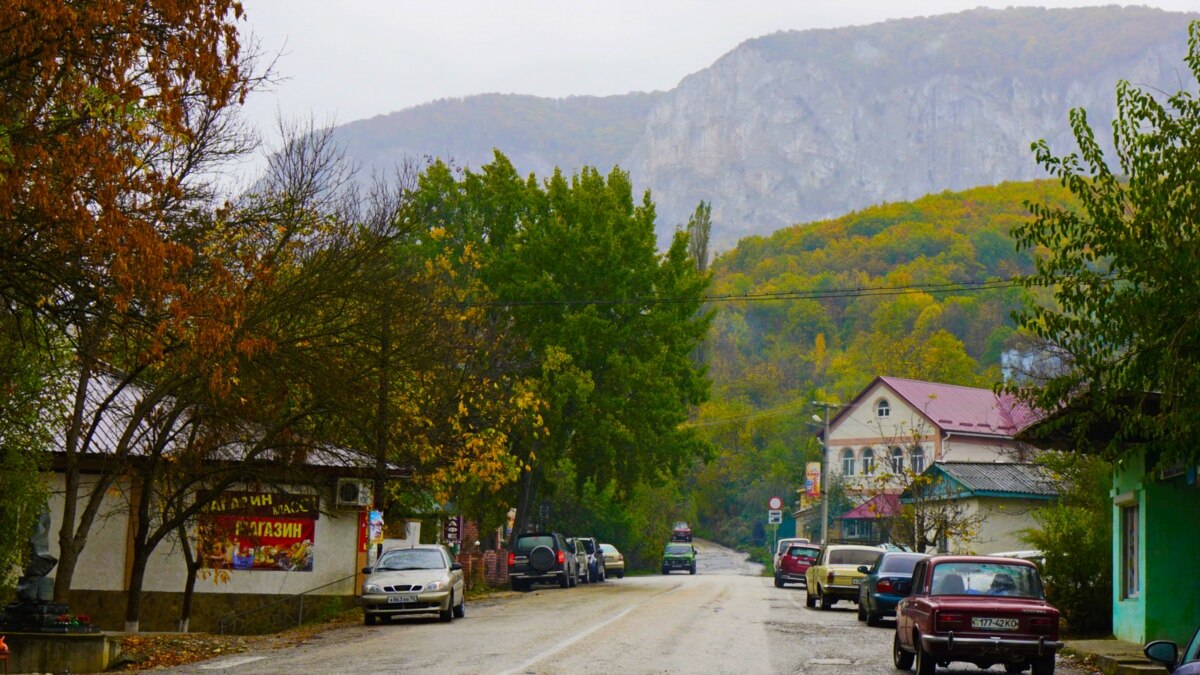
580 540 596 554
600 544 618 554
930 562 1044 598
879 554 925 574
514 535 555 553
673 522 688 530
829 549 882 566
1186 625 1200 663
376 549 445 571
665 544 692 555
789 546 820 559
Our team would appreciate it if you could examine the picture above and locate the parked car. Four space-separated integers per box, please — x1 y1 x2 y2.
1145 624 1200 674
360 544 465 625
599 542 625 578
573 536 607 583
662 542 697 574
856 551 927 626
894 555 1063 675
773 537 811 572
671 521 692 542
565 537 591 584
775 543 821 588
804 544 882 609
508 531 580 591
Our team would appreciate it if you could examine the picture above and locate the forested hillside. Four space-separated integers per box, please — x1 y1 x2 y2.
684 180 1076 546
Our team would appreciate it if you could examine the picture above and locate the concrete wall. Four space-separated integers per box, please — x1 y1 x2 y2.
949 497 1042 554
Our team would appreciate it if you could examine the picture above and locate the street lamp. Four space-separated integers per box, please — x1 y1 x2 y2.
811 403 836 544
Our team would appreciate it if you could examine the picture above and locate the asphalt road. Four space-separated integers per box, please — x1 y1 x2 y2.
170 539 1097 675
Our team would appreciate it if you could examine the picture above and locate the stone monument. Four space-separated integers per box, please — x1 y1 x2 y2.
1 508 96 633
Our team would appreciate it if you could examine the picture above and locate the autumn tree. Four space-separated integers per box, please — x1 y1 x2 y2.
1012 21 1200 466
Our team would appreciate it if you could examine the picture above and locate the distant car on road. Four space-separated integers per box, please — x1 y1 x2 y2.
775 543 820 588
662 542 697 574
805 544 881 610
772 537 811 572
894 555 1062 675
565 537 590 585
360 544 465 625
671 521 692 542
1145 624 1200 674
856 551 926 626
599 543 625 578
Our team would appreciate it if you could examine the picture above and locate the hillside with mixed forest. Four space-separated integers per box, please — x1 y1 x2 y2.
683 180 1075 546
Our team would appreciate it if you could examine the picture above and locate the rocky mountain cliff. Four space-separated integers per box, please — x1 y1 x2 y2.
330 6 1196 250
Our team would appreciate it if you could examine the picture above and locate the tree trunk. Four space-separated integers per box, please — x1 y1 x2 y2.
124 552 149 633
178 522 198 633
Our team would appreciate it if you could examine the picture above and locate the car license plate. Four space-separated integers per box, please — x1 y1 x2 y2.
972 617 1019 630
387 594 417 604
852 578 861 584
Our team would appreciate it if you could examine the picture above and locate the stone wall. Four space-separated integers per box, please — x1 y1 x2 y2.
68 590 357 634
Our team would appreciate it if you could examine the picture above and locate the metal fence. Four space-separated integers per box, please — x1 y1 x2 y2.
217 573 358 635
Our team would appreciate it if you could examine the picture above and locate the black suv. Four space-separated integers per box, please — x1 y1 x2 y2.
574 536 607 583
508 531 579 591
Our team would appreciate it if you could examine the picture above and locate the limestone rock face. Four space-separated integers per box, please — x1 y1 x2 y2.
331 7 1196 251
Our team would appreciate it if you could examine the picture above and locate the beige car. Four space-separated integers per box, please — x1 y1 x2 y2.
599 543 625 578
804 544 882 610
361 544 465 624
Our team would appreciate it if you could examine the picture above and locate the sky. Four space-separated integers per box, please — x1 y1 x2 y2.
238 1 1199 143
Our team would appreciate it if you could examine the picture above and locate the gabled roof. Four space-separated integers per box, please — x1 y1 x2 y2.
826 376 1041 440
901 461 1058 502
841 493 901 520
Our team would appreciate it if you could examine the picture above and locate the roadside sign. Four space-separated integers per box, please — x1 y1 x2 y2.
768 509 782 524
443 515 462 543
768 496 783 510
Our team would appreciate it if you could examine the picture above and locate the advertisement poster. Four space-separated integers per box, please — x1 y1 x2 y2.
805 462 822 498
368 511 384 547
198 491 317 572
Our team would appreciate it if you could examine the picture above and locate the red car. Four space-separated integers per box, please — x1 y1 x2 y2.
894 555 1063 675
671 521 692 542
775 543 820 588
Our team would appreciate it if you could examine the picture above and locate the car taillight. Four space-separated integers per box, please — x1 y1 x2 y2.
508 552 515 566
827 571 835 583
876 578 893 593
936 612 965 631
1030 616 1054 634
557 550 565 564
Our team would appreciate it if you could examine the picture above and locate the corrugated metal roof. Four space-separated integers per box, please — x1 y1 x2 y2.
934 461 1058 498
879 376 1042 438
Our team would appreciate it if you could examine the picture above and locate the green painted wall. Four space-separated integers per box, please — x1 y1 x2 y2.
1111 449 1200 647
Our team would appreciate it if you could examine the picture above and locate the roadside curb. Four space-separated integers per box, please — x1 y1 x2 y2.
1063 639 1168 675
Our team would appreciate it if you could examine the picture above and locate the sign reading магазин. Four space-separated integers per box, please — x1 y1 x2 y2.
198 491 318 572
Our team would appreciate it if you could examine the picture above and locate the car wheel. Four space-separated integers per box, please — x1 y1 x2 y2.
1030 656 1055 675
453 594 466 618
559 571 570 588
689 564 696 575
662 567 669 575
857 601 866 621
774 574 784 588
439 593 454 622
866 611 882 627
364 613 376 626
528 545 556 573
818 585 832 610
893 632 914 670
510 579 526 592
805 585 816 608
914 633 936 675
1004 664 1026 674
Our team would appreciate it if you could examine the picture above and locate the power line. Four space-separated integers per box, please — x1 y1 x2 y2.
459 278 1023 308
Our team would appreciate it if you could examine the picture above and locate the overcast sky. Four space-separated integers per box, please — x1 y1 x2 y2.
238 1 1198 142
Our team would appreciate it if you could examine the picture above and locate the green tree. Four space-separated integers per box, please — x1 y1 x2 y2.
1012 21 1200 465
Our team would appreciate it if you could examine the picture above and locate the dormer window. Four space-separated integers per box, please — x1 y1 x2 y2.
876 399 891 417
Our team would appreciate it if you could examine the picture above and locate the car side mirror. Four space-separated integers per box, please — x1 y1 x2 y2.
361 567 373 574
1143 641 1179 670
451 562 463 571
857 565 870 574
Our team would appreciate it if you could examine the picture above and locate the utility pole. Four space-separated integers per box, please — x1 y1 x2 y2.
812 401 838 545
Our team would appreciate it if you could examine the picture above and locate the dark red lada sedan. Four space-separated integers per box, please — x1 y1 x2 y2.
894 555 1063 675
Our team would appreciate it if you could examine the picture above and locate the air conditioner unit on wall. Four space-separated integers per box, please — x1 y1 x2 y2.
336 478 373 508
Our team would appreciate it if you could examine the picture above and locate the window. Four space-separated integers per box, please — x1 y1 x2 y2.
842 448 856 476
876 399 891 417
890 447 905 473
843 520 858 537
1121 504 1140 598
861 448 875 474
910 446 925 473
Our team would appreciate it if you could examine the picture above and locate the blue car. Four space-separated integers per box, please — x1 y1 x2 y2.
1145 624 1200 674
856 551 927 626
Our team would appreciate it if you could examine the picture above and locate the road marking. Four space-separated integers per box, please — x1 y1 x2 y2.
196 656 268 669
497 584 684 675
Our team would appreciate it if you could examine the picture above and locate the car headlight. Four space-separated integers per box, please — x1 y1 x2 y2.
364 583 383 593
424 580 445 591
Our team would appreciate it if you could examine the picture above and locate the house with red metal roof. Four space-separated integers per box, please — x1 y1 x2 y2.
800 376 1049 551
